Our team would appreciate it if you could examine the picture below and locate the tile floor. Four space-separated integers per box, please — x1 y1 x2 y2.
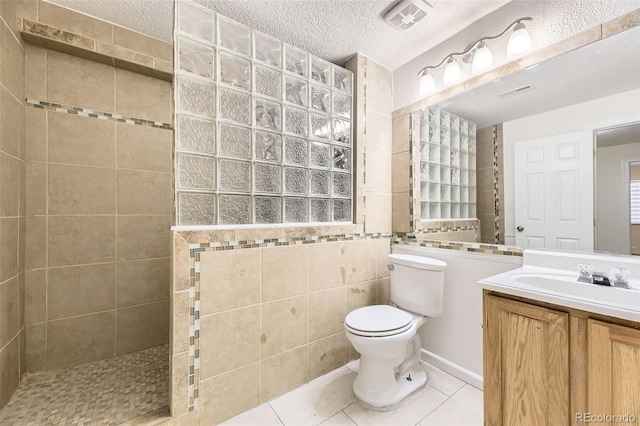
0 344 169 426
221 360 483 426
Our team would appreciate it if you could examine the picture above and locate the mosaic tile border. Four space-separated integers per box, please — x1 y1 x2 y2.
492 125 501 244
393 235 523 256
25 98 174 130
409 113 416 231
362 57 368 232
185 232 394 411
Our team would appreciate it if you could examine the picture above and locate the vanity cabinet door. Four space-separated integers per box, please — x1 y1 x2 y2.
484 294 570 426
588 320 640 423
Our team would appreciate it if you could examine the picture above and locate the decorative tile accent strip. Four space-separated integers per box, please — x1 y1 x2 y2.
362 57 368 232
393 234 523 257
184 232 393 411
492 125 501 244
25 98 174 130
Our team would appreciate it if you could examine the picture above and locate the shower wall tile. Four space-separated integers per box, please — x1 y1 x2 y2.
113 26 173 62
25 323 45 373
117 258 170 307
37 0 113 44
47 51 115 112
47 311 116 370
24 108 45 162
0 22 24 101
48 164 116 214
0 218 19 281
24 216 45 269
24 269 45 325
0 336 19 410
115 301 170 355
116 215 171 260
172 290 190 354
0 277 19 349
0 153 19 216
25 162 45 215
117 169 172 214
25 44 46 100
48 216 116 267
47 264 116 320
116 124 173 172
115 69 172 123
0 86 24 158
48 113 115 167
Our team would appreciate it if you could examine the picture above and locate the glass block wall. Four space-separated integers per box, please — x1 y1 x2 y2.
174 0 354 225
419 107 477 220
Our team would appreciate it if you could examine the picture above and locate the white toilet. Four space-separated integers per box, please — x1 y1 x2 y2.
344 253 446 410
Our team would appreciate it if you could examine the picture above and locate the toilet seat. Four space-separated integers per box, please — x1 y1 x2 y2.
345 305 413 337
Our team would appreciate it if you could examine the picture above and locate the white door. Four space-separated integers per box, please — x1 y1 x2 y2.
514 131 593 251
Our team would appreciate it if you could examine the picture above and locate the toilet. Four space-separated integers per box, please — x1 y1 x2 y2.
344 253 446 410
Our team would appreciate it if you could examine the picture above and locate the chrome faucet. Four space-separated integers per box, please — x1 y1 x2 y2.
610 267 631 289
577 263 594 283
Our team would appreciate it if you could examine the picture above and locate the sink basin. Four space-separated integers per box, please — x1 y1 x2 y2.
510 272 640 311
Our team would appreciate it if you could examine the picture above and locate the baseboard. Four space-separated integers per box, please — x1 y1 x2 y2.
420 349 483 390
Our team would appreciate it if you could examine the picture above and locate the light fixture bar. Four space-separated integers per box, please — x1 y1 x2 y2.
417 17 532 77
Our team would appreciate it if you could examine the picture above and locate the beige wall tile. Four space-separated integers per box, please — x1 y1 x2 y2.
308 241 345 292
47 311 115 370
48 264 116 320
18 328 25 377
345 239 376 284
172 291 190 355
116 124 172 172
0 335 19 409
261 294 308 358
116 301 169 354
116 69 172 123
172 233 190 293
200 248 261 315
477 189 494 216
0 218 18 281
24 268 45 325
376 238 391 279
25 161 46 215
0 21 24 101
170 351 189 417
47 51 115 112
376 278 390 305
309 332 347 380
18 163 25 218
117 169 172 215
48 215 116 267
392 151 410 194
25 44 46 100
17 273 24 330
25 215 45 269
365 192 392 234
0 153 19 216
261 345 309 402
477 168 493 192
200 305 260 379
25 107 46 162
113 27 172 62
366 110 392 155
200 362 260 425
366 151 391 194
392 192 411 233
262 245 309 302
0 277 18 348
48 113 116 167
346 280 377 313
309 287 345 341
117 258 170 307
392 114 411 154
178 229 236 244
235 226 284 241
48 164 116 214
117 215 171 260
476 144 493 170
38 1 114 43
25 322 46 373
0 86 24 158
364 60 392 116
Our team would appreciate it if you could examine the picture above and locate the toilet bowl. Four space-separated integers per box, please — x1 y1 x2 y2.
344 254 446 410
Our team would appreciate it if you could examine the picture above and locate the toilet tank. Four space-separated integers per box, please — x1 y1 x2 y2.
388 254 446 317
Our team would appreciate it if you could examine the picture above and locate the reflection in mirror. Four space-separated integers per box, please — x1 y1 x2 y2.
411 24 640 254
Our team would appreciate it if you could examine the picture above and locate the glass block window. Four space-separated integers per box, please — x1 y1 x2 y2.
419 107 477 220
174 0 353 225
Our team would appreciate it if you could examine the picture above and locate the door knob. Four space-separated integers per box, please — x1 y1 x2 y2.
517 226 524 232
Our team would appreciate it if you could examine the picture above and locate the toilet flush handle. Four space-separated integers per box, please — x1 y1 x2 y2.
387 264 394 271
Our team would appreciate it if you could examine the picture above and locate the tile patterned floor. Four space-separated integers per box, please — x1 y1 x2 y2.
222 360 483 426
0 344 169 426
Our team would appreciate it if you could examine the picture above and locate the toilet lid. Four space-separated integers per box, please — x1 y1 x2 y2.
345 305 413 335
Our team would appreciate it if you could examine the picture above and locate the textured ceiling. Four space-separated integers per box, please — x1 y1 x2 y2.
45 0 510 69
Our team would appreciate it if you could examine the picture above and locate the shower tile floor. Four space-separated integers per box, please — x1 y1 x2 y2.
222 359 483 426
0 344 169 426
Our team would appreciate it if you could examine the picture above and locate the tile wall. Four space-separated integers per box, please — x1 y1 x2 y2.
0 0 28 412
476 124 504 244
21 2 174 372
169 53 394 424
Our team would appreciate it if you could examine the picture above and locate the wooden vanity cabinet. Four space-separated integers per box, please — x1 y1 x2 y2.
483 291 640 426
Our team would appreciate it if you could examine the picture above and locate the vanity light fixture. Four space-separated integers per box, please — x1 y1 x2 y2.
417 17 533 96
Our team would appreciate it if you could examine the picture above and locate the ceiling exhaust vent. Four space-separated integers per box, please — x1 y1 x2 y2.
384 0 433 31
498 84 534 98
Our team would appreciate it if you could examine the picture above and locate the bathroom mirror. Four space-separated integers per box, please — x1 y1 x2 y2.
410 23 640 255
